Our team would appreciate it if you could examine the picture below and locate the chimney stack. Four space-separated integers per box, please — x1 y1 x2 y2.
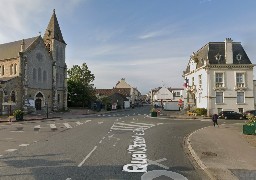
225 38 233 64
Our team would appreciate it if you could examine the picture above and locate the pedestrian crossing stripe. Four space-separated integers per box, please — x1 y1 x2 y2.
110 122 155 131
63 123 72 128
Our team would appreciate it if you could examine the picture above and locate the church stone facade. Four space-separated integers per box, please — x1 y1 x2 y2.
0 9 67 114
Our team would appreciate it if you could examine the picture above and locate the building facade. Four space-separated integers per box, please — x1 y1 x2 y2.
0 9 67 114
183 38 254 116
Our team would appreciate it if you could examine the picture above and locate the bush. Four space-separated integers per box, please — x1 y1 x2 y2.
13 110 24 116
193 108 207 116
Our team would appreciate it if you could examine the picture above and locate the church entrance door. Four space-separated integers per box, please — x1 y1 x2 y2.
35 92 44 110
35 99 42 110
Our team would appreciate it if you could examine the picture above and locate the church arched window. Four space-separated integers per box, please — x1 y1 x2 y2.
2 65 5 75
46 43 51 53
14 64 17 74
43 70 47 82
11 91 16 102
33 68 37 81
38 68 42 82
10 64 13 75
56 73 59 85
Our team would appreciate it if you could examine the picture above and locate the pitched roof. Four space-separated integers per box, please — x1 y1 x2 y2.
0 36 38 60
43 9 66 44
95 88 131 97
184 40 252 74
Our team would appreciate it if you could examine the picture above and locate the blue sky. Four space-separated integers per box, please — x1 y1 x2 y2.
1 0 256 94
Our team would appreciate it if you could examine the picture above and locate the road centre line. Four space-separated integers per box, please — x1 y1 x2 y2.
78 146 98 167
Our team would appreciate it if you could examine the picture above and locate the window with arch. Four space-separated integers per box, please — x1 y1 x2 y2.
38 68 42 82
56 73 59 85
0 66 2 76
14 64 17 74
33 68 37 81
58 94 60 103
43 70 47 82
10 64 13 75
46 43 51 53
11 91 16 102
2 65 4 75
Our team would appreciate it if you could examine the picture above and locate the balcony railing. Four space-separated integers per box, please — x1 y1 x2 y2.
236 83 245 87
215 83 224 87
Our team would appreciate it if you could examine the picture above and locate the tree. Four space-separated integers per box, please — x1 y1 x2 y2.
67 63 96 107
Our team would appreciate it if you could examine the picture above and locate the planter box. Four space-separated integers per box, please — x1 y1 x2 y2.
243 124 255 135
151 112 157 117
16 114 24 121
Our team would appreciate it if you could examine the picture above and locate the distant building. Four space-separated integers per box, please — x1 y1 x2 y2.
183 38 255 116
115 78 141 105
150 87 185 105
0 9 67 114
95 78 141 108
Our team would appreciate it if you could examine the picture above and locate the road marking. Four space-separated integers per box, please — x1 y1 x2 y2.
78 146 98 167
50 124 57 131
111 122 155 131
10 131 24 133
19 144 30 147
34 125 41 131
64 123 72 129
6 149 17 152
98 122 103 124
148 158 169 169
0 155 2 157
84 120 91 124
76 121 83 125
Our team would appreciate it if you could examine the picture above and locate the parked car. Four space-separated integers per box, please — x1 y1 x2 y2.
218 111 243 120
243 110 256 119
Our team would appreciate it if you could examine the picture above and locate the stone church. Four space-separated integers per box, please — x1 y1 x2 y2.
0 9 67 115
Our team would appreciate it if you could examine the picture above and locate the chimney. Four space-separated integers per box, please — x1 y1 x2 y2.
225 38 233 64
20 39 25 52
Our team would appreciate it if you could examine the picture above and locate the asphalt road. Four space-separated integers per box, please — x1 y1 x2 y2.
0 106 216 180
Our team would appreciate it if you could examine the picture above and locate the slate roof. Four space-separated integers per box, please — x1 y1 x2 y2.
0 36 38 60
184 40 252 74
43 9 66 44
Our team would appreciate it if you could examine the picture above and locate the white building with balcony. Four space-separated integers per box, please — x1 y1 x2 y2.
183 38 255 116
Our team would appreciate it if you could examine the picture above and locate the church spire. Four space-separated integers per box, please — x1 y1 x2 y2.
43 9 66 44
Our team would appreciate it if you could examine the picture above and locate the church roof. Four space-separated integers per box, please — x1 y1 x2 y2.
43 9 66 44
0 36 38 60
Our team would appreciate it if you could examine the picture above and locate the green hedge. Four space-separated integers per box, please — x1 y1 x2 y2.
193 108 207 116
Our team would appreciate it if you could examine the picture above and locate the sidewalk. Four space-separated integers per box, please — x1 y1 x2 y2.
187 123 256 180
0 108 109 123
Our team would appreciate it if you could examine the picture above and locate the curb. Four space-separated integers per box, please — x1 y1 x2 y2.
186 126 216 180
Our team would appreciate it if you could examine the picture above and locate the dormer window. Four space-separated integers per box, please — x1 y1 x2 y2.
215 53 222 63
236 53 242 63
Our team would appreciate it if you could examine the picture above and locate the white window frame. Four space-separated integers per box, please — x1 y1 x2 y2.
236 72 245 88
216 91 223 104
237 91 244 104
215 72 224 88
